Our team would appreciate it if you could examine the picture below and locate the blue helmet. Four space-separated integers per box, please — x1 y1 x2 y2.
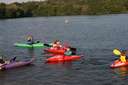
120 48 127 52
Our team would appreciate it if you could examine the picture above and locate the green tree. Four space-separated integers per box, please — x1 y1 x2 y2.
0 3 6 18
1 0 128 19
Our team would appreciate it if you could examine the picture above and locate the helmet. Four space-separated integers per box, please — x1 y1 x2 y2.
120 48 126 52
54 40 60 44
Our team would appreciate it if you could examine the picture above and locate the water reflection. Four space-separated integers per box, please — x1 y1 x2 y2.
112 67 128 77
28 48 36 59
27 48 35 58
47 61 73 70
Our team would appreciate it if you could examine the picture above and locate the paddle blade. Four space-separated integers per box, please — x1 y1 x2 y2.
63 42 77 51
44 43 52 47
113 49 121 56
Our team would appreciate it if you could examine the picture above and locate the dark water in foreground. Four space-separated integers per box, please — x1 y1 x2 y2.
0 14 128 85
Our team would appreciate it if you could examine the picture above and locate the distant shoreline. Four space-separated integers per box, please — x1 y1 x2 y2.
0 0 45 4
0 14 128 21
0 0 128 19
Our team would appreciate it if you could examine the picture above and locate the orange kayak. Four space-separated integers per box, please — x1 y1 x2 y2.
44 48 66 54
110 60 128 68
46 55 80 63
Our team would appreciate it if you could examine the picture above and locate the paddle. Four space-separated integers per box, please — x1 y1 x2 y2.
113 48 128 55
113 48 121 56
35 41 40 43
10 57 16 62
43 43 52 47
68 46 76 51
63 42 77 54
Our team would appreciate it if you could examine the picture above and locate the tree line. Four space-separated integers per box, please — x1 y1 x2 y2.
0 0 128 19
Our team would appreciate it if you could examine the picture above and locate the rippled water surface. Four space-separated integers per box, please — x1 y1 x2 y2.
0 14 128 85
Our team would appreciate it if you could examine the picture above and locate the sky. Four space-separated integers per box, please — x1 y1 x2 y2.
0 0 45 3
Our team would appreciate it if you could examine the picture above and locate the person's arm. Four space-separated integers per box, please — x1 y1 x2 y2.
5 61 10 64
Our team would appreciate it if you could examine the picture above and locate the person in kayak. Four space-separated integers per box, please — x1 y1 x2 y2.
0 56 10 68
120 50 127 63
0 56 16 70
27 35 34 45
0 56 16 67
113 49 127 63
0 56 5 66
51 40 62 49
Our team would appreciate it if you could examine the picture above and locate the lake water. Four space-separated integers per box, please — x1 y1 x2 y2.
0 14 128 85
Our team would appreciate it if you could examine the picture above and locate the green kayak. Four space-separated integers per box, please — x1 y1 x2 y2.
14 42 45 48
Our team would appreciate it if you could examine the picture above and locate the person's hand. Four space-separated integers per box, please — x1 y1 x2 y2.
5 61 10 64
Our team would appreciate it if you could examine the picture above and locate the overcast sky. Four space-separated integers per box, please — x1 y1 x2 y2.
0 0 44 3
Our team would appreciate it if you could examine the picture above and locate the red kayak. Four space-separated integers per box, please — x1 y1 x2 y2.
46 55 80 63
110 60 128 68
44 48 66 54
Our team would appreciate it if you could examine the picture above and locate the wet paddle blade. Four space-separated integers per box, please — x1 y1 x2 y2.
113 49 121 56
